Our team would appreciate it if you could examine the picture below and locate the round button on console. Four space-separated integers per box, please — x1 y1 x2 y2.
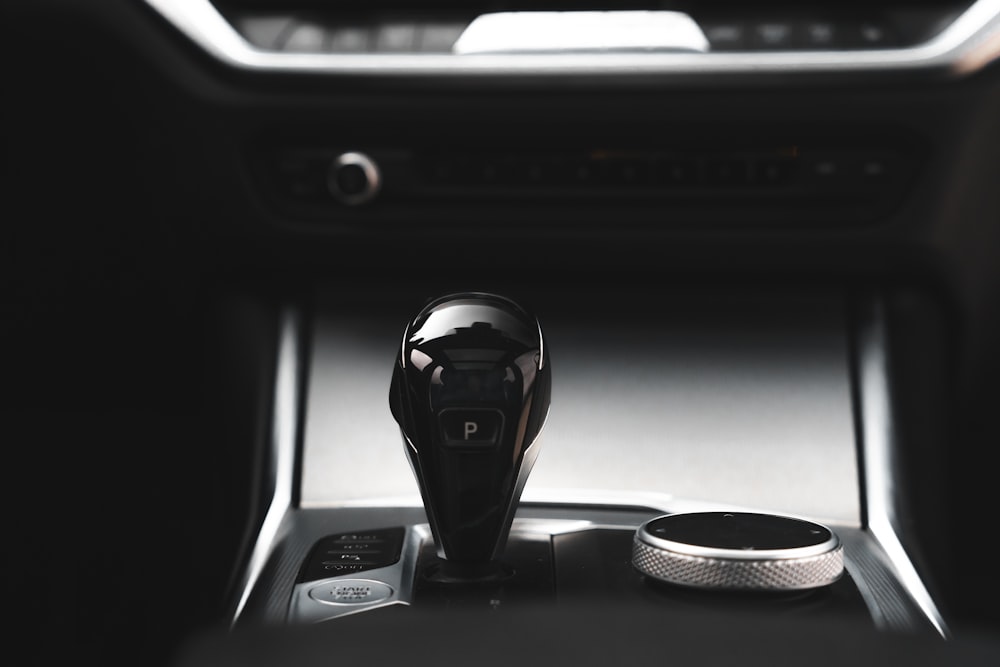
308 579 394 605
327 152 381 205
632 512 844 592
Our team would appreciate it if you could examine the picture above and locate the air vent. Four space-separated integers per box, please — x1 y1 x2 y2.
144 0 999 79
216 1 971 54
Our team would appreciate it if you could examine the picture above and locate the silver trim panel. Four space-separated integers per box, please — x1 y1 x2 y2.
289 524 430 623
142 0 1000 79
857 297 950 638
230 309 301 626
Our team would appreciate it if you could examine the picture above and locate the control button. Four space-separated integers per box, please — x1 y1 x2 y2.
804 155 847 187
375 23 417 52
282 22 327 52
506 157 548 186
418 23 469 53
755 159 797 186
652 158 698 186
333 533 387 544
327 542 382 552
235 16 295 50
859 157 891 180
274 151 326 200
855 153 901 189
425 156 458 185
705 158 749 186
465 156 495 185
858 21 892 47
329 27 372 52
300 528 406 582
309 580 394 605
327 152 381 205
323 542 386 560
599 158 650 186
569 158 598 186
321 553 380 566
844 20 898 49
800 21 839 49
814 160 839 176
321 563 369 574
524 156 564 185
752 22 795 49
701 22 748 51
439 408 504 447
523 161 545 185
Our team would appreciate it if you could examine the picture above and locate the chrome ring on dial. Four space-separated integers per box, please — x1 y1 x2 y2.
632 512 844 592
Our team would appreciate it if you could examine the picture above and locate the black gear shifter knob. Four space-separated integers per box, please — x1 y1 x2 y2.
389 292 551 574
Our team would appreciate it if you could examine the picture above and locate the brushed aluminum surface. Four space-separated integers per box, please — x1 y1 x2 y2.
632 513 845 591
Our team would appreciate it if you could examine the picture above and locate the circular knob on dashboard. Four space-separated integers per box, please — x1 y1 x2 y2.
632 512 844 592
328 152 381 205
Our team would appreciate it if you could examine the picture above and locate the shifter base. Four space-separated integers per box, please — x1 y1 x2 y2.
285 516 930 633
421 559 514 584
413 531 555 610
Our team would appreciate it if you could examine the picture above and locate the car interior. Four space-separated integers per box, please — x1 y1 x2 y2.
7 0 1000 665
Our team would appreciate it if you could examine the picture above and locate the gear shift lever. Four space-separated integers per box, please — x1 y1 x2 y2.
389 292 551 579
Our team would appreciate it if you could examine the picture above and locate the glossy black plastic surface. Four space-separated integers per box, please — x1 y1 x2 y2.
389 293 551 566
643 512 835 551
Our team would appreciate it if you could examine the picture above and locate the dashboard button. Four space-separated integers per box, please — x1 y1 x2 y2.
599 158 650 186
329 27 372 52
309 580 394 605
235 16 294 50
755 159 797 186
327 152 382 205
752 22 795 49
283 22 327 52
418 23 468 52
300 528 406 582
375 23 417 52
702 22 748 51
858 21 892 47
706 158 749 186
805 155 846 187
652 158 698 186
843 20 898 49
800 21 839 49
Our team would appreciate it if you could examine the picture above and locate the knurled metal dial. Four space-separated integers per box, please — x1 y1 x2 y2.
632 512 844 591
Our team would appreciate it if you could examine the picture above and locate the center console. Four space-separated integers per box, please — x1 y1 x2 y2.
218 284 949 650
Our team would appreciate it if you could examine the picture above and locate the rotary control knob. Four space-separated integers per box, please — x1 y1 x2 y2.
328 152 381 205
632 512 844 592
